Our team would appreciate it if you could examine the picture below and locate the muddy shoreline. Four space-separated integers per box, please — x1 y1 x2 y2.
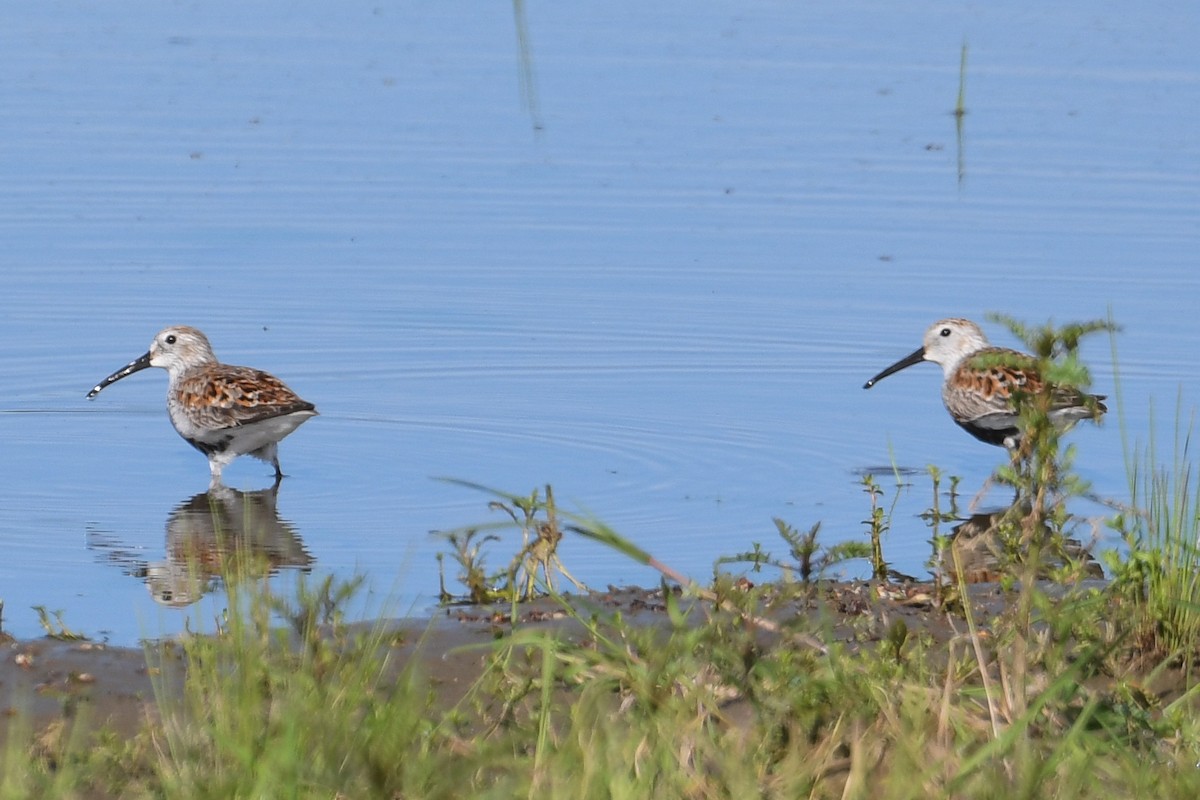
0 581 1038 747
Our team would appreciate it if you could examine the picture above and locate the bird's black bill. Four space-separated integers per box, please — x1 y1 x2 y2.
86 352 152 399
863 347 926 390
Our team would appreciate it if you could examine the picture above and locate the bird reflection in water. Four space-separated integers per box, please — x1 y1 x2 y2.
937 503 1103 585
90 482 313 607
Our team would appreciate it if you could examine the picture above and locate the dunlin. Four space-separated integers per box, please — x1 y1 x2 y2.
87 326 317 482
863 318 1106 448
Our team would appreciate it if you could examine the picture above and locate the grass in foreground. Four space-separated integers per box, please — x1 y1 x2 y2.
6 547 1200 799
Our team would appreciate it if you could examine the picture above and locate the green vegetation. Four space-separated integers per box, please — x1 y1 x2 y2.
31 607 87 642
435 482 586 608
955 41 968 119
4 316 1200 798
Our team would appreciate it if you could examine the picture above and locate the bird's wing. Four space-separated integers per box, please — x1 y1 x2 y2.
176 366 315 430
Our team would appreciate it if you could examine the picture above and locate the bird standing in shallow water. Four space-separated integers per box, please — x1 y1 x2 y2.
88 326 317 484
863 318 1106 449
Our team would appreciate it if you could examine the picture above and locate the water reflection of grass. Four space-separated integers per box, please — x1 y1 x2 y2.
5 319 1200 797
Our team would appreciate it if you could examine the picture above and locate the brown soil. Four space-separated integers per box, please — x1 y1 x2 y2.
0 581 992 749
15 547 1174 773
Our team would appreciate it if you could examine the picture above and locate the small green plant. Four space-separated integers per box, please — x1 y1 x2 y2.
777 517 873 582
436 528 506 605
718 518 870 584
920 464 961 602
435 482 587 606
31 606 87 641
489 484 585 599
861 474 891 580
919 464 961 528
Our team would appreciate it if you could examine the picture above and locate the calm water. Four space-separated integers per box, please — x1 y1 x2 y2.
1 1 1196 643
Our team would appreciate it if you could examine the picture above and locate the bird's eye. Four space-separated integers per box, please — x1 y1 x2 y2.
166 335 177 345
940 328 952 337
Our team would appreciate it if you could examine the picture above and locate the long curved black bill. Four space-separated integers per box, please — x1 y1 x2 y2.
863 347 926 390
86 352 152 399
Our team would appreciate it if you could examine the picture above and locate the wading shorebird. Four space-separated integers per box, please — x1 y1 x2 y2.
863 318 1106 449
87 326 317 483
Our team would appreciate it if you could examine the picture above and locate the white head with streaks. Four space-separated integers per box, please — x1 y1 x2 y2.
918 318 991 377
147 326 219 376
